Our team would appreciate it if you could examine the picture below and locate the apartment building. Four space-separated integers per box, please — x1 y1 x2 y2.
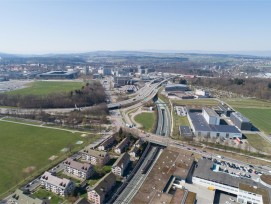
114 137 129 154
82 149 110 166
129 145 139 158
97 135 116 151
40 171 74 197
63 158 94 180
87 172 116 204
112 152 130 176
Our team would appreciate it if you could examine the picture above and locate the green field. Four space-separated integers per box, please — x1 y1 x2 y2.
7 81 84 95
236 108 271 134
2 117 42 125
226 98 271 108
245 134 271 154
0 121 96 197
134 112 155 132
171 98 219 107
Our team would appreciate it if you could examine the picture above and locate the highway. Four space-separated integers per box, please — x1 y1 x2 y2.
107 77 172 110
155 98 171 137
112 95 172 203
113 146 162 204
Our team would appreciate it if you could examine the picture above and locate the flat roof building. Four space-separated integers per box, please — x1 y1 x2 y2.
193 159 271 204
7 189 46 204
131 148 195 204
165 84 189 92
230 112 252 131
179 126 193 138
188 110 242 139
202 107 220 125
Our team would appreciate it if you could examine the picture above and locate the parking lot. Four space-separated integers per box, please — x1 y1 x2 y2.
213 158 263 180
175 106 187 116
0 80 32 93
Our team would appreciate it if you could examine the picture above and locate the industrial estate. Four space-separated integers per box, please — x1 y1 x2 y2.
1 52 271 204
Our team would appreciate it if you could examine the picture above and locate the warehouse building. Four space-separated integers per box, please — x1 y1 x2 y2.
165 84 189 92
230 112 252 131
187 110 242 139
39 70 79 79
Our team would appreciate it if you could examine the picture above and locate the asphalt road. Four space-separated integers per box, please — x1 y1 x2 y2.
114 147 162 204
155 98 171 137
108 77 172 109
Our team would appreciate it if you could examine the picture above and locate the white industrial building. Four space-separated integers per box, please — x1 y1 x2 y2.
193 159 270 204
195 89 209 98
188 109 242 139
202 107 220 125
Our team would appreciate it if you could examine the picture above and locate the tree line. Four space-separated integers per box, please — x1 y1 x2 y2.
0 81 106 108
190 77 271 100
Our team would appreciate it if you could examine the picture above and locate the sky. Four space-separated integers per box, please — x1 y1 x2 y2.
0 0 270 54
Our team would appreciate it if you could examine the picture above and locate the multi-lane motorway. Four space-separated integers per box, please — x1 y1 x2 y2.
155 98 171 137
113 146 162 204
108 77 171 110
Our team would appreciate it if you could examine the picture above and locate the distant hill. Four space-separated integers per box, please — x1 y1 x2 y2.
1 50 271 58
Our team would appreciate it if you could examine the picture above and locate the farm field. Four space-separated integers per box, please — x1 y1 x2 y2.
0 121 96 198
134 112 155 132
225 98 271 108
245 134 271 154
7 81 84 96
236 108 271 134
171 98 219 107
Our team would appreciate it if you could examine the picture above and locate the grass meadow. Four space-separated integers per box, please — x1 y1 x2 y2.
236 108 271 134
7 81 84 96
134 112 155 132
0 121 96 197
